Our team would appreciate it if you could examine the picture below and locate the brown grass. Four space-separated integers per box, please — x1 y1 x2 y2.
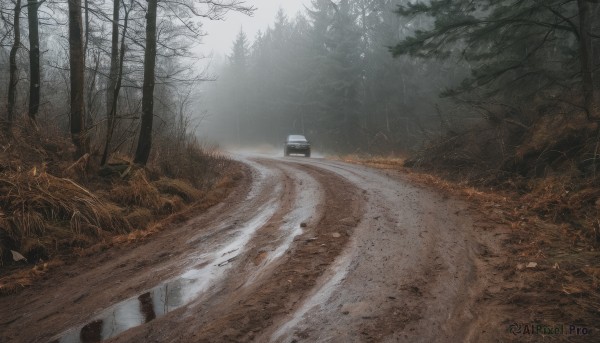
158 195 185 215
0 122 239 295
153 178 202 202
0 162 239 294
339 153 505 204
340 154 600 335
107 170 242 247
110 170 162 211
337 154 407 170
0 170 131 265
152 139 231 190
125 208 154 230
0 259 65 295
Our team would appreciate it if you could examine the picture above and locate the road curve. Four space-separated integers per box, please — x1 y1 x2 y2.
0 154 485 343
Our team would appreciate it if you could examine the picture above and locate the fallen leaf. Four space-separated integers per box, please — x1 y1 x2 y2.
11 250 27 262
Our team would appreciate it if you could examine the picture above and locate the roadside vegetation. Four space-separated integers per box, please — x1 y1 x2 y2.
0 121 238 294
2 0 600 334
324 0 600 334
342 148 600 337
341 117 600 336
390 4 600 330
0 0 251 293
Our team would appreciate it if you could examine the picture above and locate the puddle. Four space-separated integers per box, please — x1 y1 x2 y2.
53 280 192 343
51 200 279 343
48 157 321 343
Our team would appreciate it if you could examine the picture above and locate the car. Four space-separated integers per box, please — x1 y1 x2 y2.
284 135 311 157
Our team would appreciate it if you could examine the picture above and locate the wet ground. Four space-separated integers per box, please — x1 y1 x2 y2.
0 154 504 342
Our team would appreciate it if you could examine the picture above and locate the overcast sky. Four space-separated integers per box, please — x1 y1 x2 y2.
200 1 309 58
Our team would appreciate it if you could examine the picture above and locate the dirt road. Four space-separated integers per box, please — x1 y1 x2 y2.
0 154 500 343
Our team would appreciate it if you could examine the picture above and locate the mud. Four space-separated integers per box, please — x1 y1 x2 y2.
0 154 504 343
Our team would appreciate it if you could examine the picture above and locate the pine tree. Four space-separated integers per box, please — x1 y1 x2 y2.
391 0 595 118
227 28 251 145
302 0 364 151
229 28 250 75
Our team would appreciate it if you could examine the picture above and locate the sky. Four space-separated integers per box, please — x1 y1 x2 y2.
200 1 309 58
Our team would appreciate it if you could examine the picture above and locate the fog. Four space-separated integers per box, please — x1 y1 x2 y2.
196 0 468 155
202 1 309 56
1 0 580 159
189 0 590 159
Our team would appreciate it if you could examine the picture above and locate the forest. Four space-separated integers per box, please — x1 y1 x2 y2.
3 0 600 178
206 0 600 252
1 0 600 340
208 0 600 175
0 0 251 164
1 0 599 273
0 0 252 271
205 0 464 153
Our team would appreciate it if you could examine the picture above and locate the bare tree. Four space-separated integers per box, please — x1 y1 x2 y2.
578 0 598 119
68 0 86 158
134 0 254 165
27 0 40 121
105 0 120 130
102 0 132 165
133 0 158 165
6 0 21 132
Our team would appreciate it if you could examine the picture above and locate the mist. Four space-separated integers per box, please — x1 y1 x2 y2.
197 0 469 155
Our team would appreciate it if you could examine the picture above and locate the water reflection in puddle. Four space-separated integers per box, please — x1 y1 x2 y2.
52 199 279 343
53 274 203 343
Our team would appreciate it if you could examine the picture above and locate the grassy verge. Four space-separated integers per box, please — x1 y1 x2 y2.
338 154 600 335
0 126 240 295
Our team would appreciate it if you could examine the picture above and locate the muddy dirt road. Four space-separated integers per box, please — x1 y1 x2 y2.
0 154 498 343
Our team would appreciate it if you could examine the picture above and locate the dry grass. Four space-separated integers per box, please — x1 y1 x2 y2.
339 153 505 204
110 170 162 211
108 170 242 247
339 154 407 170
0 259 65 295
125 208 154 230
0 169 131 265
340 154 600 335
0 123 239 295
153 178 202 202
158 195 185 215
0 162 239 294
152 138 232 190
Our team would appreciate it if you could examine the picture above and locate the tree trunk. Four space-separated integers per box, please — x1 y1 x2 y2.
106 0 119 116
85 51 100 130
578 0 597 119
27 0 40 121
134 0 158 165
102 0 121 165
68 0 86 158
83 0 89 59
83 0 93 135
6 0 22 132
102 0 131 166
593 3 600 89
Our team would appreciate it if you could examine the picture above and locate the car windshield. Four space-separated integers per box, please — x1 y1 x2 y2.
288 135 307 142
